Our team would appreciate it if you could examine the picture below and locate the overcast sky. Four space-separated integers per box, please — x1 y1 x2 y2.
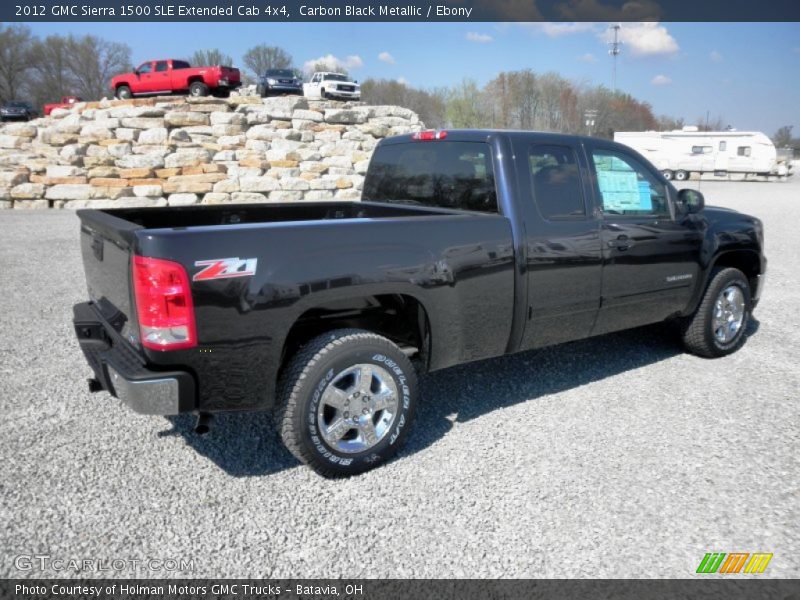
25 21 800 135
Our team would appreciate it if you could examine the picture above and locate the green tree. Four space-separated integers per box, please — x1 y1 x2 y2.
445 78 482 128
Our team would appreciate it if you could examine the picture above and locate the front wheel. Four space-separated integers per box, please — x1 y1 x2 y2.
277 329 418 477
116 85 132 99
682 267 752 358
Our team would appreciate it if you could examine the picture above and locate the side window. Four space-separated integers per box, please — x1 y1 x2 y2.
692 145 712 154
591 149 670 217
155 61 168 72
719 140 727 152
137 62 152 74
738 146 751 157
529 145 586 219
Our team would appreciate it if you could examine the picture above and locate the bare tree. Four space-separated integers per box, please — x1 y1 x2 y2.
28 35 74 107
0 24 33 103
242 45 293 77
63 35 131 100
773 125 793 147
190 49 234 67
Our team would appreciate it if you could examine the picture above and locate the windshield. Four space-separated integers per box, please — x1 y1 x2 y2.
6 102 28 108
266 69 296 78
323 74 348 82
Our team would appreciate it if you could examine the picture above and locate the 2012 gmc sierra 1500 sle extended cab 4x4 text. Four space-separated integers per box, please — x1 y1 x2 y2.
73 130 766 476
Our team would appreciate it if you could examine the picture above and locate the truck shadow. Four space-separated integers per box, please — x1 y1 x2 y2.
159 318 760 477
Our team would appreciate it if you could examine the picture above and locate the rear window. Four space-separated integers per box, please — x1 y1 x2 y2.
362 141 498 213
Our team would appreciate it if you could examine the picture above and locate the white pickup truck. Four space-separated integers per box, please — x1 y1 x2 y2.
303 72 361 101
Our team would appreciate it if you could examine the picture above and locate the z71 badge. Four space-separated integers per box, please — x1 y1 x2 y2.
193 258 258 281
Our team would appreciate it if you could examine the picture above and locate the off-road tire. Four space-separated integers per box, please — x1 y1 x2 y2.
682 267 751 358
276 329 418 477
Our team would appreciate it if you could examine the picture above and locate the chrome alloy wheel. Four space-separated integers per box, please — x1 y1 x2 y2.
713 284 746 344
317 364 399 454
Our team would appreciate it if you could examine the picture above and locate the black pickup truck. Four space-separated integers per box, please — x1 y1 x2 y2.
73 130 766 476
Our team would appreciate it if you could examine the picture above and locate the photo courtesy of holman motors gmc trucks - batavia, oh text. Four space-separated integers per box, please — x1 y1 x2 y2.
73 130 766 476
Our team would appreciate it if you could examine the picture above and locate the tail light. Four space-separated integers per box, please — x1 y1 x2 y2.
411 130 447 141
132 256 197 351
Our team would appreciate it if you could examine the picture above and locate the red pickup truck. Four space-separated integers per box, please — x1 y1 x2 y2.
110 59 241 99
44 96 82 116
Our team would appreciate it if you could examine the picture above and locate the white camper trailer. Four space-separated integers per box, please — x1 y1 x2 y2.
614 128 789 181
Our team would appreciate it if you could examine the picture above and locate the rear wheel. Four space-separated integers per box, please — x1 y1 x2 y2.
115 85 132 99
661 169 674 180
674 170 689 181
682 268 751 358
189 81 209 97
276 329 418 477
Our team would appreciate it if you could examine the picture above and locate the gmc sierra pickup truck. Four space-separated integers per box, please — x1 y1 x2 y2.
73 130 766 476
111 59 241 99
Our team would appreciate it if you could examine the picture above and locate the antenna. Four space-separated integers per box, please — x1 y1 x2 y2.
608 24 622 93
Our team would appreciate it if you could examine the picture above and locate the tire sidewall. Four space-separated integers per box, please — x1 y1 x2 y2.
117 86 131 99
297 341 416 474
705 272 751 354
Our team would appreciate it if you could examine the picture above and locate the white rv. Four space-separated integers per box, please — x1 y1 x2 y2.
614 128 788 181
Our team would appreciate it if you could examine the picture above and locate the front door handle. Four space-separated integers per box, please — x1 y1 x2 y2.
607 235 633 251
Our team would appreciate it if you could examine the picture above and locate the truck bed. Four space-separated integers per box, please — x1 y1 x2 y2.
82 200 454 231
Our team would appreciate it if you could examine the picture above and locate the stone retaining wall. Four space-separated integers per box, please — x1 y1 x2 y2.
0 95 424 209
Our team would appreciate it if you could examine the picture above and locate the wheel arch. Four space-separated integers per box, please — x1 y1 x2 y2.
278 293 432 384
686 248 763 315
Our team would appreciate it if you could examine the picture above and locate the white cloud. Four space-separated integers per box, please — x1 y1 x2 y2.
378 51 395 64
601 23 679 56
709 50 723 62
397 76 409 85
522 22 595 37
466 32 493 43
578 52 597 62
651 74 672 86
303 54 364 74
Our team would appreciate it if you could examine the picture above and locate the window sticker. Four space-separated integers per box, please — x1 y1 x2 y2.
595 154 652 212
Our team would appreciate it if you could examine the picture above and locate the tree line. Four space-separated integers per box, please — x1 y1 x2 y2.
3 24 792 148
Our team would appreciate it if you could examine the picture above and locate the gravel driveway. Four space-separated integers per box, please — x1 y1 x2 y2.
0 178 797 579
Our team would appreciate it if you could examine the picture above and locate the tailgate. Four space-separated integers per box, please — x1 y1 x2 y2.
77 209 142 344
220 66 241 84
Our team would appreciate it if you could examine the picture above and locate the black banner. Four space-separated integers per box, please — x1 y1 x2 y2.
3 580 800 600
4 0 800 22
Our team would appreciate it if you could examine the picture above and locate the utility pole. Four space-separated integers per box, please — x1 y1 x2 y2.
608 24 622 93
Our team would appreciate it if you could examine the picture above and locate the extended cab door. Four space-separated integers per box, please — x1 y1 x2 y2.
135 61 156 93
585 141 703 335
516 138 603 350
150 60 171 94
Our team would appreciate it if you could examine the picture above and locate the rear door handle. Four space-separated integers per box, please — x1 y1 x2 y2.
607 235 633 251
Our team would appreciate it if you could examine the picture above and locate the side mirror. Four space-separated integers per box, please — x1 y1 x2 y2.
677 188 705 214
354 80 358 84
134 69 140 77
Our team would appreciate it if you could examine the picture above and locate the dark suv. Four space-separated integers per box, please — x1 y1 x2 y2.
1 101 38 121
256 68 303 97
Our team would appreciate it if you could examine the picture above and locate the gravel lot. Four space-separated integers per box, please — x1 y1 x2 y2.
0 178 798 579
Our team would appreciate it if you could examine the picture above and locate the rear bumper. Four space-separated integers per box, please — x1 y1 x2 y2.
73 302 195 415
